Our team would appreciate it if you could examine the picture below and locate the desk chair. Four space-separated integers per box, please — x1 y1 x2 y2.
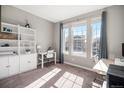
44 50 54 63
38 50 56 68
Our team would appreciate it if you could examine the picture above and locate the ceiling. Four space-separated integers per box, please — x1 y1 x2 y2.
13 5 110 23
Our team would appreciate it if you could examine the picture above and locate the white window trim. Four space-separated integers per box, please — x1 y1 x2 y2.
90 17 101 58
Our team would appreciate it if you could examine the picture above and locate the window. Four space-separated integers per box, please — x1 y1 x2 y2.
63 27 69 54
63 16 101 58
91 19 101 57
72 24 87 57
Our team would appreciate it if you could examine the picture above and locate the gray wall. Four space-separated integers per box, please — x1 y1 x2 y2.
1 5 54 52
106 5 124 59
53 5 124 68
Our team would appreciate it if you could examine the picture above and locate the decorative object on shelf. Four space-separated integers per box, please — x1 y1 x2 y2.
13 51 17 55
25 49 31 54
3 27 12 33
25 20 30 28
25 24 30 28
1 43 10 47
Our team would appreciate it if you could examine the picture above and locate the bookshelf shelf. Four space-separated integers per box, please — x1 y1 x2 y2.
0 22 36 55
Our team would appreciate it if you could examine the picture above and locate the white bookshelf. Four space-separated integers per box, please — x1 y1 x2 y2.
0 22 36 55
0 22 37 79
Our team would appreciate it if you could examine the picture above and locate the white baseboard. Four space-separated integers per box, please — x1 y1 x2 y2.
64 61 97 73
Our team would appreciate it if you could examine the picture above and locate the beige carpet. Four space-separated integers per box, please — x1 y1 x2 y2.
0 63 104 88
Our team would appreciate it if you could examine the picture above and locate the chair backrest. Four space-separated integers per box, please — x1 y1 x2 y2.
46 50 54 58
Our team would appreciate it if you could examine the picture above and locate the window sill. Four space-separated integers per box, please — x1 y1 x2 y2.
64 54 95 61
72 54 86 58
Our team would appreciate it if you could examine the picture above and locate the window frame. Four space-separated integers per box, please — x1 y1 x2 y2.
62 15 101 59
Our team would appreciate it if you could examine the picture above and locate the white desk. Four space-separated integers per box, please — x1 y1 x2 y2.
38 52 56 68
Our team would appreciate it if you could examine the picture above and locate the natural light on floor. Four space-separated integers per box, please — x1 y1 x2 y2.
25 68 84 88
53 72 84 88
25 68 61 88
92 82 102 88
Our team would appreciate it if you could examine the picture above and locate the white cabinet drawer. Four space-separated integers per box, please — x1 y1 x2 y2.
0 54 37 79
8 55 19 76
20 55 29 73
20 54 37 73
0 56 9 79
29 54 37 69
